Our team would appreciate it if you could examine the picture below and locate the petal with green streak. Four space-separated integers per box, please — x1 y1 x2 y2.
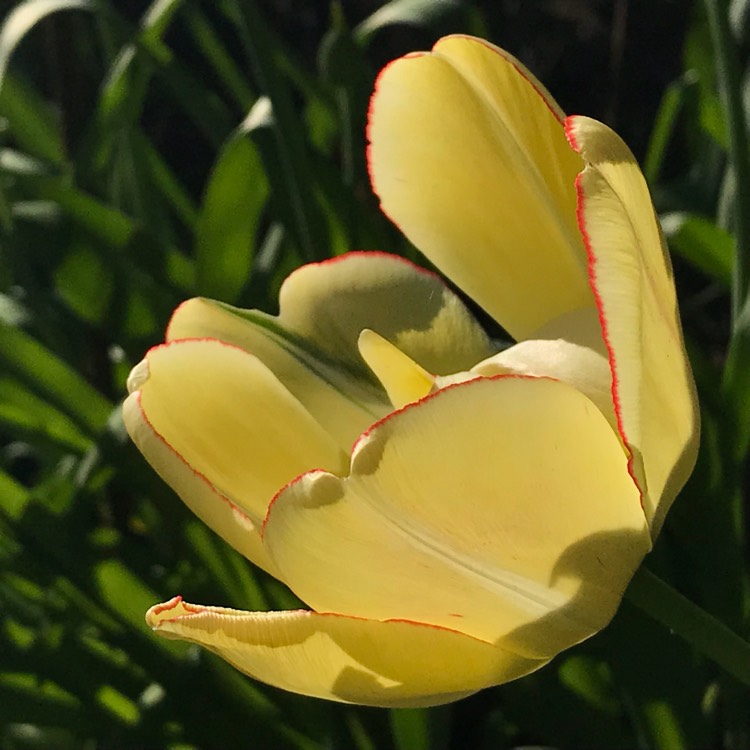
263 376 651 660
367 35 593 340
166 299 386 452
566 115 700 538
122 392 280 577
126 339 348 531
167 252 494 448
146 597 546 707
277 251 494 375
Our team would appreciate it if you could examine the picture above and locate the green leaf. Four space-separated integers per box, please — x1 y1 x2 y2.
92 559 186 656
0 322 112 435
225 0 329 262
54 243 115 324
0 72 65 164
0 469 31 520
0 147 60 178
139 133 198 230
390 709 431 750
0 376 93 453
661 211 733 285
194 108 269 302
644 73 698 184
86 0 232 177
183 5 255 110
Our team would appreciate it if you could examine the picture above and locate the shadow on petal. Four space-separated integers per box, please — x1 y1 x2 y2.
500 527 651 659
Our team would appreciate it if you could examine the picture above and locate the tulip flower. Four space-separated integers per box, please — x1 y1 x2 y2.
123 35 699 707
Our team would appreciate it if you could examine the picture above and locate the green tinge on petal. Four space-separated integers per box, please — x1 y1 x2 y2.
167 252 494 450
146 597 546 707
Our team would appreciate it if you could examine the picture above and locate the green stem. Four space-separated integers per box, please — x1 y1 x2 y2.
704 0 750 324
625 567 750 685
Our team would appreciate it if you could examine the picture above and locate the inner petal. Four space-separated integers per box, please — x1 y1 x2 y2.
167 252 495 450
358 329 435 409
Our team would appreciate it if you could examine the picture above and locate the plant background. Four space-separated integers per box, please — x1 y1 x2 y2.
1 0 749 748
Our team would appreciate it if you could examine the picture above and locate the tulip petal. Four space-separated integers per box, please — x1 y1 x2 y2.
566 115 700 537
146 597 546 707
472 338 615 429
358 329 435 409
368 35 594 340
264 376 651 660
166 298 387 452
167 252 493 448
122 392 280 576
276 252 495 376
126 339 348 529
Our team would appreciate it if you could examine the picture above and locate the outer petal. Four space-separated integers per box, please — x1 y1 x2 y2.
146 597 546 707
368 35 594 340
125 339 347 529
123 393 280 576
566 116 700 537
167 252 494 448
264 376 651 660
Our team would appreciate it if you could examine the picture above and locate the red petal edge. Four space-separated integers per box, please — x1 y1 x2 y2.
132 386 257 525
564 118 644 509
365 35 565 234
261 373 563 536
150 595 490 641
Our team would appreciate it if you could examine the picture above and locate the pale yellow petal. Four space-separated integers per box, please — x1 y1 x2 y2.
368 35 593 340
166 297 386 452
122 393 280 577
130 339 347 526
166 251 494 449
264 376 651 660
566 115 700 537
276 251 494 374
146 597 546 707
358 329 435 409
472 338 615 429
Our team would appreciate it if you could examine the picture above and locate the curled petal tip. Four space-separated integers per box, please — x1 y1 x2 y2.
127 358 150 394
146 595 197 629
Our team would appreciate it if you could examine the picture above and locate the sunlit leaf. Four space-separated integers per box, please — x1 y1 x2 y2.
194 108 269 302
661 211 733 285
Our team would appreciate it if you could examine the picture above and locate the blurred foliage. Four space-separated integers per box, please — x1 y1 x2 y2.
0 0 749 748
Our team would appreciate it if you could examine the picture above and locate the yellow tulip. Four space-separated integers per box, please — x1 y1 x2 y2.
123 35 699 707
